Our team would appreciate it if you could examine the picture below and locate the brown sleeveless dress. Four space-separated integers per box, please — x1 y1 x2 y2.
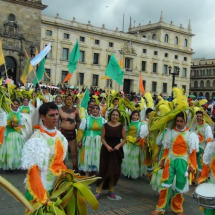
96 123 124 189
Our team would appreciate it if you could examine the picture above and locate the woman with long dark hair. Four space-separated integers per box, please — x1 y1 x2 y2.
95 109 126 199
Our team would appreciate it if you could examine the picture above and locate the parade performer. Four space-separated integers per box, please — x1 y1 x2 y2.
0 108 7 146
20 97 31 114
0 99 25 170
122 110 148 179
95 109 126 199
77 104 107 176
144 108 155 180
19 97 36 141
194 111 213 179
55 95 63 109
21 102 68 204
99 94 106 117
198 141 215 215
59 94 80 171
151 112 199 215
42 87 53 102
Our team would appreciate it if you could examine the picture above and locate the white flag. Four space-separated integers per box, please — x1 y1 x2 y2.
30 43 51 66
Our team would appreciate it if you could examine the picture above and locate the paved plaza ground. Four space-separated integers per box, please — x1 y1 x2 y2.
0 168 202 215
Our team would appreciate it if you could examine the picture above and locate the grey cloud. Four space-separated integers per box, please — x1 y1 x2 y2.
42 0 215 59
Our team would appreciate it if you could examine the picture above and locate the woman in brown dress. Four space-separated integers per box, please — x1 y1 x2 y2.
95 109 126 199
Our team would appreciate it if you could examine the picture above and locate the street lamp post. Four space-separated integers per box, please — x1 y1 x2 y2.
169 65 180 99
29 44 35 58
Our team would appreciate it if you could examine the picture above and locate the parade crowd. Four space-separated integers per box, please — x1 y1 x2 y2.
0 83 215 215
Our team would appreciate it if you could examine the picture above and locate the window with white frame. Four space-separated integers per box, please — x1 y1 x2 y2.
141 61 146 71
163 65 168 75
92 74 99 86
153 63 157 73
152 82 157 92
182 68 187 77
164 34 168 43
174 36 178 45
79 51 85 63
46 30 52 36
77 73 84 85
62 48 69 60
93 53 99 64
163 83 167 93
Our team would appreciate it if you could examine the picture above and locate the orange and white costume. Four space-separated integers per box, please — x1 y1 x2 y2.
155 126 199 214
21 124 68 204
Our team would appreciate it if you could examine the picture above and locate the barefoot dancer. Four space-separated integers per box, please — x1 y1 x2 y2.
59 94 80 171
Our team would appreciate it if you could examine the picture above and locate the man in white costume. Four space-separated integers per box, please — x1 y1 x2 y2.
21 102 68 204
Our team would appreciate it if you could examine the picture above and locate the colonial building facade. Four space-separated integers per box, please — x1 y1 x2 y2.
0 0 194 95
0 0 47 82
40 12 194 95
190 58 215 100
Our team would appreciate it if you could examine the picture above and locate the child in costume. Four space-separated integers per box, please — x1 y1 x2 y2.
21 102 68 204
122 110 148 179
151 112 199 215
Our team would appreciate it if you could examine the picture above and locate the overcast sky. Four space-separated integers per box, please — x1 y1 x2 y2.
42 0 215 59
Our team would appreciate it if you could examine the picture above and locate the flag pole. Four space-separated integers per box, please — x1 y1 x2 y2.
32 66 41 91
4 64 11 100
107 77 110 110
80 86 87 108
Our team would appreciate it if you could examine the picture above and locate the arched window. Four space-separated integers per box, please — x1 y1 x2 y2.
200 80 204 88
174 36 178 45
184 39 188 47
152 34 156 40
199 92 203 96
205 92 210 99
209 69 211 76
194 70 196 76
200 70 203 76
196 70 199 76
193 92 197 97
206 80 210 87
207 69 209 76
212 92 215 99
194 81 198 88
213 69 215 75
213 80 215 87
203 70 205 76
164 34 168 42
143 35 146 38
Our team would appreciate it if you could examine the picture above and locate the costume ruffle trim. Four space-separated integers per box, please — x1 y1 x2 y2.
203 142 215 165
26 165 48 204
21 138 50 171
163 129 171 149
139 124 149 139
188 132 199 153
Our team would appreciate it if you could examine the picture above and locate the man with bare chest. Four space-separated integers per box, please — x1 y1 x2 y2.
59 94 80 171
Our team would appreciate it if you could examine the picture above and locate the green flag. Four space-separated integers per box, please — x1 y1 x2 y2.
67 41 80 74
33 57 46 86
81 87 90 109
105 53 124 85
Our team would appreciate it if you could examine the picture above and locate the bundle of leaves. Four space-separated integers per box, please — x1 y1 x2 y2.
27 198 66 215
51 169 100 215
